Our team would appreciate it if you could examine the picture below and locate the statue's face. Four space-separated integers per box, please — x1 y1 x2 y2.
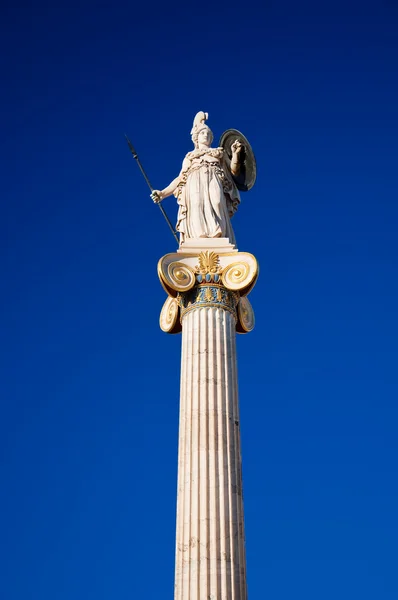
197 127 212 146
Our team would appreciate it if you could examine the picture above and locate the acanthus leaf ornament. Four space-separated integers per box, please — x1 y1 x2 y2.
204 287 213 302
195 251 222 276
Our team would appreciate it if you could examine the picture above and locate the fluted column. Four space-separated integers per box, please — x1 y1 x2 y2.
158 248 258 600
175 304 246 600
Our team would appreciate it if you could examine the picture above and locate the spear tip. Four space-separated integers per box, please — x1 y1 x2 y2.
124 133 138 158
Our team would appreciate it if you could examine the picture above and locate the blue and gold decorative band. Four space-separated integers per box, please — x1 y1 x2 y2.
178 284 239 321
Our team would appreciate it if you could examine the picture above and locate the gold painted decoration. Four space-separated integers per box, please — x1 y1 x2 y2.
179 284 239 321
195 251 222 275
204 287 213 302
237 296 255 333
166 261 196 292
158 255 196 296
159 296 180 333
222 261 255 291
158 251 258 331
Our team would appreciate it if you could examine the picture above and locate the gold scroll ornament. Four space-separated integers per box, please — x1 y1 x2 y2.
159 296 181 334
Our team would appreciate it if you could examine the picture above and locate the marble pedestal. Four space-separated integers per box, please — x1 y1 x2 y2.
158 241 258 600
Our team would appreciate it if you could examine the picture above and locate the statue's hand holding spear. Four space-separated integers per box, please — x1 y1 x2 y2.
125 134 179 244
151 167 185 204
150 190 164 203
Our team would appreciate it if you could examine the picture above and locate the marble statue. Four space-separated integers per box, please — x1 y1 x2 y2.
151 112 243 245
154 113 258 599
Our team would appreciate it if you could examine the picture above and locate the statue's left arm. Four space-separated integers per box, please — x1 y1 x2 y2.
222 144 242 218
230 140 243 176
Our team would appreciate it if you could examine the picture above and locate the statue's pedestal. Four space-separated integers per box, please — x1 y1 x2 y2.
178 237 237 255
158 244 258 599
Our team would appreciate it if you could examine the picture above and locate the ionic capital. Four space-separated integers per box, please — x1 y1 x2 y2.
158 250 258 334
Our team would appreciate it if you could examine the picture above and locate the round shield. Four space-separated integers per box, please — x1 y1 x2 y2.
219 128 257 191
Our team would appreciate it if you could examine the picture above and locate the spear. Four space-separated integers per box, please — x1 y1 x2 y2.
124 134 179 244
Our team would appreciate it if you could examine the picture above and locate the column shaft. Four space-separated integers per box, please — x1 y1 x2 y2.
175 306 247 600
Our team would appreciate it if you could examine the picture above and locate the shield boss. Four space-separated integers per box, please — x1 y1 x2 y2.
219 129 257 192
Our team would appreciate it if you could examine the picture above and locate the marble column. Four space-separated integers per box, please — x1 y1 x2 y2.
158 245 258 600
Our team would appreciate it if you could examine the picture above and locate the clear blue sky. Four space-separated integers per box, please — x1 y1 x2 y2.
1 1 397 598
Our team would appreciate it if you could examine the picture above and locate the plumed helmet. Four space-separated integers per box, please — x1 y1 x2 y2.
190 111 209 135
190 111 213 148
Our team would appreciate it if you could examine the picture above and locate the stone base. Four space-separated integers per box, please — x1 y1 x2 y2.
178 237 237 255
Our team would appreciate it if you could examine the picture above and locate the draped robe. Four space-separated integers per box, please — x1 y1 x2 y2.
175 147 240 244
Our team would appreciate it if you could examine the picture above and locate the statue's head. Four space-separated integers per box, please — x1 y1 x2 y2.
191 111 214 148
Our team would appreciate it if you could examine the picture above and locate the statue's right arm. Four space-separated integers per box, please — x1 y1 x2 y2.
151 156 191 202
